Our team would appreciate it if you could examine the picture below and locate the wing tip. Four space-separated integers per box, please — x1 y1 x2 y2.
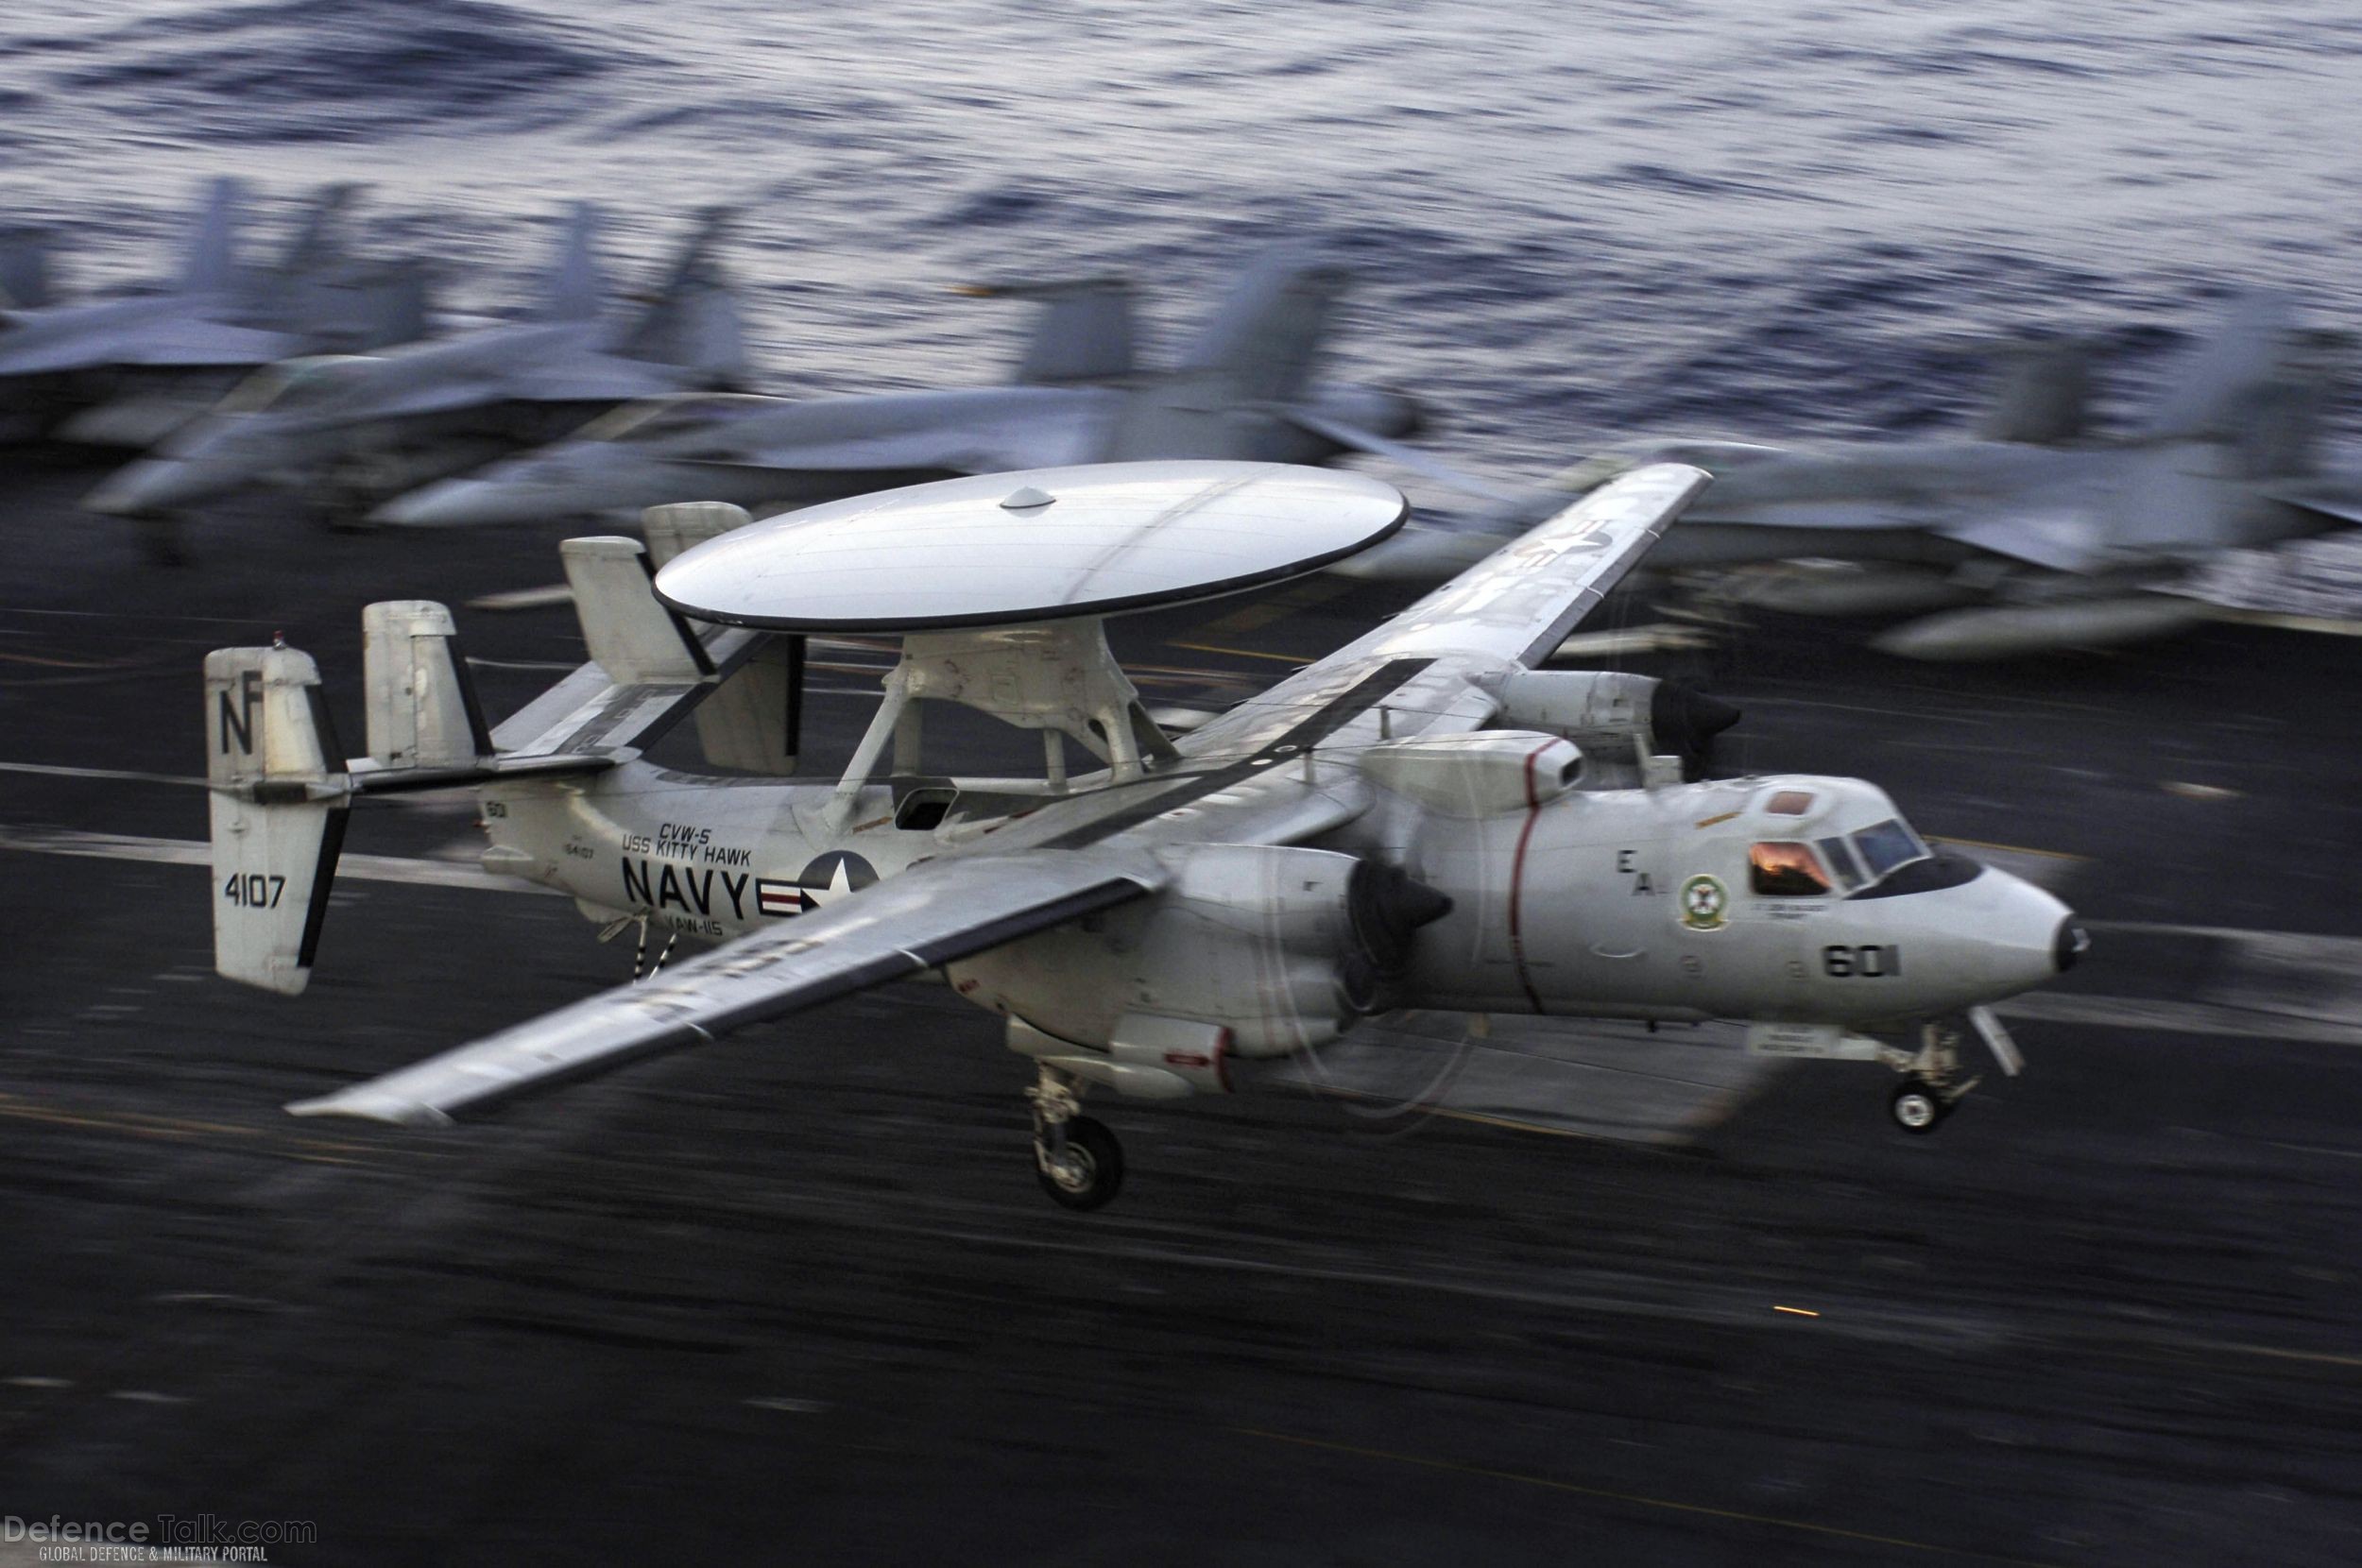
285 1091 454 1127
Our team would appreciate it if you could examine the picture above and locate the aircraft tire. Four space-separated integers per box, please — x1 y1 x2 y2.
1890 1078 1947 1135
1036 1115 1124 1211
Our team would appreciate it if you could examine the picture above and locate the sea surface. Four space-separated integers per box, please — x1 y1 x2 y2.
4 0 2362 478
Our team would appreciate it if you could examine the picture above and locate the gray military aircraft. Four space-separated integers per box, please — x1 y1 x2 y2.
0 177 428 446
203 462 2080 1208
1341 293 2362 657
87 203 746 519
365 249 1422 528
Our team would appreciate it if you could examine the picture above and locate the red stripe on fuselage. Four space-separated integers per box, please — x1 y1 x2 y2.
1504 739 1555 1014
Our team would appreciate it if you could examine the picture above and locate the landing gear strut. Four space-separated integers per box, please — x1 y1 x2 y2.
1878 1022 1979 1135
1027 1064 1124 1210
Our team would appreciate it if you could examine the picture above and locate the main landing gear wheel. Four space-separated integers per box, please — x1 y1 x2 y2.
1890 1078 1948 1134
1035 1115 1124 1211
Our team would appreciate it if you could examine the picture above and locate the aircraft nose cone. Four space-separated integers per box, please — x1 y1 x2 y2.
2053 917 2090 974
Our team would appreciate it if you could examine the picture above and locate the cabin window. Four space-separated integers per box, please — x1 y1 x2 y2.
1851 818 1931 879
1749 841 1832 896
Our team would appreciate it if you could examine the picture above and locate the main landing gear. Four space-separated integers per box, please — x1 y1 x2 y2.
1027 1063 1124 1211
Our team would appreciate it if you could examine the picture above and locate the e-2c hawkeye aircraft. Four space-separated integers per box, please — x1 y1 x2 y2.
204 462 2083 1208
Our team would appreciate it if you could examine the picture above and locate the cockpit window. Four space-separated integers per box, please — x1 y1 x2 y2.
1765 790 1815 816
1851 818 1931 879
1750 841 1832 896
1815 835 1866 890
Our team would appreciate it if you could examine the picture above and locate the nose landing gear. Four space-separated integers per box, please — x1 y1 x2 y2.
1027 1064 1125 1210
1879 1022 1978 1134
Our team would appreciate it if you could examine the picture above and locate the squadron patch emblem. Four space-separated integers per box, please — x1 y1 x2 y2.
1679 874 1729 931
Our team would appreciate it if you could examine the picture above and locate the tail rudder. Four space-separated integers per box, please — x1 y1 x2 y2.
361 602 492 771
539 200 607 322
620 206 746 385
1974 338 2092 445
204 645 349 995
0 227 54 310
1176 244 1351 403
958 276 1138 385
180 176 247 296
275 181 363 277
2141 290 2302 442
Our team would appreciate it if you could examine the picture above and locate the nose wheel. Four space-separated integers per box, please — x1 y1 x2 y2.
1890 1077 1950 1133
1877 1022 1979 1135
1027 1065 1125 1211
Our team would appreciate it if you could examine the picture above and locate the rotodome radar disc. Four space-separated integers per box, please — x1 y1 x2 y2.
653 461 1409 631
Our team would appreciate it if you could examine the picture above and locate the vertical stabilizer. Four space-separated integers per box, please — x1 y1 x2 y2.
620 207 746 385
362 601 491 769
2141 291 2302 441
1974 339 2091 445
539 201 607 322
959 277 1137 385
204 645 349 995
276 182 362 276
180 177 248 296
1175 245 1350 403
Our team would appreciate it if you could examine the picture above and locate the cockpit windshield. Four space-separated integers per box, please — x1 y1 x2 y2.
1850 818 1931 880
1749 841 1832 896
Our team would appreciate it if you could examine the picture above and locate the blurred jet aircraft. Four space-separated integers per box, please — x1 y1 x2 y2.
0 178 428 446
1342 293 2362 657
365 248 1422 528
87 203 746 518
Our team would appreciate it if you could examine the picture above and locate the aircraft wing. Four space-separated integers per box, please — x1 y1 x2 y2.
1273 403 1531 503
288 849 1161 1124
107 319 299 368
1936 508 2107 573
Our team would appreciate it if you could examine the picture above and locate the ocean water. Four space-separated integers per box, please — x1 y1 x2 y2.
4 0 2361 476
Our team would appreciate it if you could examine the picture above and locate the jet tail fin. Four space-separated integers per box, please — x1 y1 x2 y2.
1175 245 1350 403
204 645 350 995
642 503 805 776
1974 339 2091 445
180 177 247 296
539 201 607 322
275 182 362 277
2141 290 2303 441
0 228 55 310
957 276 1138 384
620 206 746 385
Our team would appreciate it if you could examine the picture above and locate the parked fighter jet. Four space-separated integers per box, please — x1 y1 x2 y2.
1342 293 2362 657
0 178 428 446
88 203 745 518
202 462 2080 1208
367 248 1421 528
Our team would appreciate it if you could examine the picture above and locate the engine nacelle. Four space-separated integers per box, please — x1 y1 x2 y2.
1484 669 1738 784
1358 730 1582 817
950 844 1447 1060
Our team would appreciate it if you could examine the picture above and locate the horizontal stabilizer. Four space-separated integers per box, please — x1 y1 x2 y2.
561 536 715 685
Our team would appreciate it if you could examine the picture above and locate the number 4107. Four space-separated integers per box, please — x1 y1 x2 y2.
224 873 286 908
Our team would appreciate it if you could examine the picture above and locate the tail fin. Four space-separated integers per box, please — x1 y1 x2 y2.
0 227 54 310
620 207 746 384
1175 245 1350 403
957 277 1138 384
180 177 247 296
362 601 492 770
275 181 362 277
645 503 803 775
2141 290 2302 441
204 645 350 995
1974 339 2091 445
539 201 607 322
